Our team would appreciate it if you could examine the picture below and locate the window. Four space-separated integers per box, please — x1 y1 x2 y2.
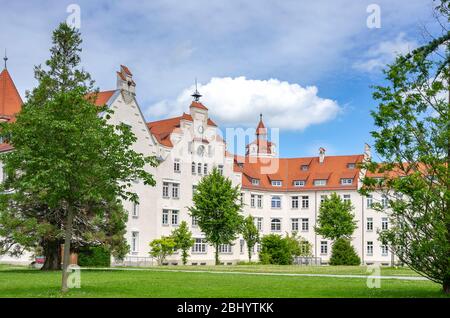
341 178 353 185
291 196 299 209
163 182 169 198
293 180 305 187
174 159 180 173
301 218 309 232
301 196 309 209
271 196 281 208
162 209 169 225
218 165 224 175
197 163 202 174
192 216 198 227
320 241 328 255
172 183 179 199
250 194 256 208
218 244 232 253
367 241 373 256
291 218 299 232
271 218 281 231
131 232 139 253
192 238 207 253
191 162 196 175
381 195 388 208
256 217 263 231
343 194 351 204
271 180 282 187
171 210 179 225
314 179 327 186
366 195 373 208
381 217 389 230
301 165 309 171
381 245 388 256
256 243 261 253
240 240 244 254
252 178 260 186
347 163 356 169
320 195 327 203
257 195 263 208
192 185 197 199
367 217 373 231
203 163 208 175
240 192 244 205
132 202 139 218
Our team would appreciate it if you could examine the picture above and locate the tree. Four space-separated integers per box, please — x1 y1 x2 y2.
314 192 357 241
241 215 259 262
171 221 195 265
259 234 292 265
189 167 243 265
329 238 361 266
286 233 313 257
360 3 450 293
0 23 157 292
149 236 176 266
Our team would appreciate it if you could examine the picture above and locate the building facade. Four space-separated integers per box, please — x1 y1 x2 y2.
0 65 395 266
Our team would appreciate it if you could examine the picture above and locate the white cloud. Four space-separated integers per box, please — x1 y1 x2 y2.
353 33 418 72
147 77 341 131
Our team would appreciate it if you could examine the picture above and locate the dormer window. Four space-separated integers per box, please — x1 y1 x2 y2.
314 179 327 186
341 178 353 185
301 165 309 171
251 179 260 186
347 163 356 169
271 180 282 187
293 180 305 187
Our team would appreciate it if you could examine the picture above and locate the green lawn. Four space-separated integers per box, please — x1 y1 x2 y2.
0 265 446 298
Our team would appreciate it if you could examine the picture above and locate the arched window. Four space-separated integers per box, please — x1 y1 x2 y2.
191 162 196 175
271 218 281 232
271 196 281 208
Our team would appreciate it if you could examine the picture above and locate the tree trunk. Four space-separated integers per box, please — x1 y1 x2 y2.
248 246 252 262
41 239 61 270
444 276 450 295
215 243 220 265
61 207 74 293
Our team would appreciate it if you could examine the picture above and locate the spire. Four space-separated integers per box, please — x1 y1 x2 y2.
191 78 202 101
256 113 266 136
3 49 8 69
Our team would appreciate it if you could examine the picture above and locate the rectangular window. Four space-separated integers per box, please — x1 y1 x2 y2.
381 245 388 256
314 179 327 186
256 243 261 253
174 159 180 173
271 180 282 187
192 162 196 175
291 196 299 209
197 163 202 175
250 194 256 208
252 179 260 186
218 244 232 254
343 194 351 204
367 217 373 231
382 195 388 208
203 163 208 175
192 238 207 253
192 185 197 199
172 183 179 199
131 231 139 253
257 195 263 208
320 241 328 255
381 217 388 230
132 202 139 218
171 210 179 226
301 218 309 232
301 165 309 171
256 217 263 231
366 195 373 208
347 163 356 169
218 164 224 175
240 239 244 254
301 196 309 209
162 209 169 225
271 196 281 208
293 180 305 187
341 178 353 185
271 219 281 231
163 182 169 198
192 216 198 227
367 241 373 256
291 218 299 232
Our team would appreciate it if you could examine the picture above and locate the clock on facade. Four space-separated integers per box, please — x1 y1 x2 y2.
198 125 204 134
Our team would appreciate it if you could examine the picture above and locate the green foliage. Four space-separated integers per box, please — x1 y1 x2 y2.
259 234 293 265
189 167 244 265
78 246 111 267
315 193 357 241
149 237 176 265
171 221 195 265
241 216 259 262
360 5 450 293
329 238 361 266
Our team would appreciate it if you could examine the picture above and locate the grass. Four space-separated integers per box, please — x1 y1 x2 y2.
0 264 446 298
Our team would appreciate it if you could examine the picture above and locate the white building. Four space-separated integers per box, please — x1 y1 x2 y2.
0 65 396 266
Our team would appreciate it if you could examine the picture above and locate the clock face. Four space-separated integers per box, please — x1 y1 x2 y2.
198 125 204 134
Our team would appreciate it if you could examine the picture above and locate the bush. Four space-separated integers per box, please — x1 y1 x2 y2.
329 238 361 265
78 246 111 267
259 234 293 265
236 261 260 265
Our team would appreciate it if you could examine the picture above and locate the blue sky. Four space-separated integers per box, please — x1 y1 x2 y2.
0 0 440 159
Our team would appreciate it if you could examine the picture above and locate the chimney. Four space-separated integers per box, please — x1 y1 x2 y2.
116 65 136 95
319 147 326 164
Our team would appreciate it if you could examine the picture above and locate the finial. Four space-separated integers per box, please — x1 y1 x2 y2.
191 78 202 102
3 49 8 69
259 113 263 121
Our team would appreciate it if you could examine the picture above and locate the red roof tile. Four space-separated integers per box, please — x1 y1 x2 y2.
0 69 23 117
86 90 116 106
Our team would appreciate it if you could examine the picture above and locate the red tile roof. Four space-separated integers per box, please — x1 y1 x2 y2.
234 154 364 191
85 90 116 106
190 101 208 110
0 69 23 117
120 65 133 76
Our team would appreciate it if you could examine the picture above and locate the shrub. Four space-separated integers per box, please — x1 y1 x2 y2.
329 238 361 265
78 246 111 267
259 234 293 265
